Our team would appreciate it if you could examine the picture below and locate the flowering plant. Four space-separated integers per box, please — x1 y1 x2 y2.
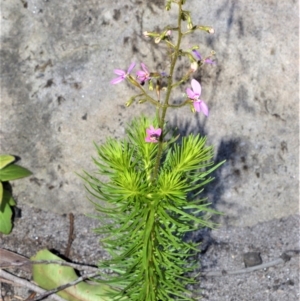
83 1 224 300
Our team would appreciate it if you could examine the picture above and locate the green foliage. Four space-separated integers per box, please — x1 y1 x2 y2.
83 117 224 301
0 154 31 234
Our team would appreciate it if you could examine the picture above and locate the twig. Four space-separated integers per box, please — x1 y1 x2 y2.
0 248 31 273
0 277 14 285
0 269 66 301
64 213 75 258
25 292 37 301
30 271 100 301
1 260 99 273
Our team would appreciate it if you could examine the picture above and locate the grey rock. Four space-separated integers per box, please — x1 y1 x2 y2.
243 252 262 268
0 0 298 227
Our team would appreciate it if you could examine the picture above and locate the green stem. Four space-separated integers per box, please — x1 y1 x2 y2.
145 4 185 298
145 208 156 300
152 1 183 181
137 85 161 107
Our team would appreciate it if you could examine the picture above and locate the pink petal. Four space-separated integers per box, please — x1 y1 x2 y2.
146 126 154 135
136 71 146 77
141 63 149 73
114 69 126 76
192 50 202 60
186 87 196 99
110 76 124 84
193 100 209 116
200 101 209 116
193 101 201 112
154 128 162 136
191 79 201 96
127 62 136 73
205 59 215 64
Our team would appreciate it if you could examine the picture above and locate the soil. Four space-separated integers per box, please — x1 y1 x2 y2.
0 203 299 301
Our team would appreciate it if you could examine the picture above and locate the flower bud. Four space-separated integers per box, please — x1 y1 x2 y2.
148 80 154 91
186 14 193 30
187 20 194 30
143 31 159 38
190 61 198 72
155 37 161 44
166 30 172 36
197 25 215 34
165 1 171 11
125 97 135 107
127 75 140 87
208 28 215 34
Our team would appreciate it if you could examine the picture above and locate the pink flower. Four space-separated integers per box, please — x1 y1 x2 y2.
145 126 162 143
186 79 209 116
110 62 136 84
136 63 151 84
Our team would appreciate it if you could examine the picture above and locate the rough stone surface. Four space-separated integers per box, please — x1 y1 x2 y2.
0 0 298 228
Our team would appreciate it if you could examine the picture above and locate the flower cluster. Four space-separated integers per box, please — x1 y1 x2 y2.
111 59 211 142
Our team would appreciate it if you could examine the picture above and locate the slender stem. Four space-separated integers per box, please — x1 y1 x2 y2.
136 85 162 107
152 1 183 181
168 99 190 108
143 4 185 299
144 5 185 298
145 208 156 300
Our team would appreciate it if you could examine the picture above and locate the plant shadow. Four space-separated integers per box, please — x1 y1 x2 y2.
168 114 243 258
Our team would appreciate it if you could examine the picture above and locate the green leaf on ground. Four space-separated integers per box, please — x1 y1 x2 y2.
0 182 3 205
31 249 124 301
0 192 13 234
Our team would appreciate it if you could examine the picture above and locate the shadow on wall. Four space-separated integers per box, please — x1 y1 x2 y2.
169 114 245 252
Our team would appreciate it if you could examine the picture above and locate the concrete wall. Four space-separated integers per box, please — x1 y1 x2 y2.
1 0 298 227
